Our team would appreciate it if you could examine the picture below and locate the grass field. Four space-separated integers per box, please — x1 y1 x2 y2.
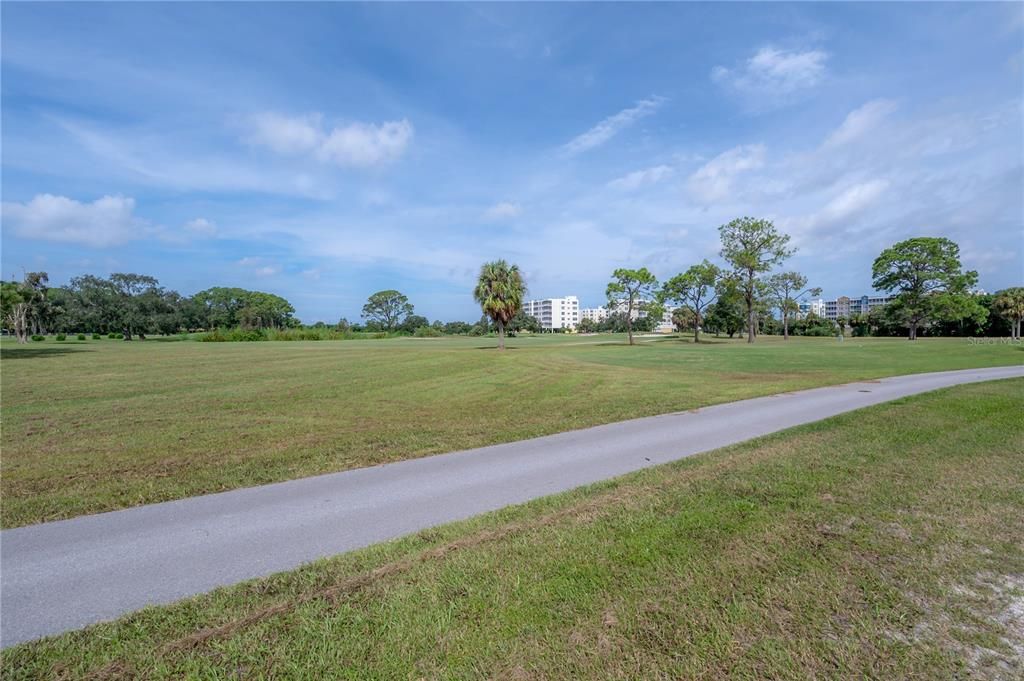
1 334 1021 528
4 379 1021 679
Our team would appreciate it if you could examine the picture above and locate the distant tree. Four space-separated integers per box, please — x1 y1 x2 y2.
1 280 30 343
849 312 871 337
335 318 352 333
767 272 820 340
508 309 541 335
661 260 721 343
577 318 597 333
443 320 473 335
399 314 430 334
473 260 525 350
704 276 745 338
871 237 980 340
361 290 413 331
992 287 1024 340
606 267 658 345
719 217 794 343
109 273 161 339
671 307 696 333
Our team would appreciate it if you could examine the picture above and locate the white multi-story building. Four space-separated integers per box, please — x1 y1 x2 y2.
579 306 609 324
522 296 579 330
799 295 895 321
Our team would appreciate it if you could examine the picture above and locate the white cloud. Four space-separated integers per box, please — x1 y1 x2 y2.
236 257 280 277
1 194 148 247
483 201 523 220
818 180 889 224
824 100 898 148
562 96 665 155
248 112 323 154
686 144 766 202
247 113 414 168
712 46 828 98
184 217 217 236
607 165 673 191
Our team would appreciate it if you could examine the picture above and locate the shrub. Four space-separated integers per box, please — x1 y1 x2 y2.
413 326 441 337
199 328 266 342
116 333 124 339
108 333 117 339
31 335 45 342
77 333 87 341
92 333 101 340
56 333 67 341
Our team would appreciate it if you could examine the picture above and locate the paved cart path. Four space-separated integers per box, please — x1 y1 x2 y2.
3 366 1022 647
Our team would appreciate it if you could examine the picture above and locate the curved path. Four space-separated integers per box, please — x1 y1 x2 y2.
2 366 1021 647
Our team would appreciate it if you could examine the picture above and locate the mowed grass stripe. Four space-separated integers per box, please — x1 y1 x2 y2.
4 379 1021 679
1 335 1020 527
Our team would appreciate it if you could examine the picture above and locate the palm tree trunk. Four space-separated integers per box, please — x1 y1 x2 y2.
497 319 505 350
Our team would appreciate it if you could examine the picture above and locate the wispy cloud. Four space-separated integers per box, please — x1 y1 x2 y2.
607 164 673 191
247 112 414 168
823 99 898 148
686 145 766 203
562 96 665 155
184 218 217 236
712 46 828 105
237 257 281 277
483 201 522 221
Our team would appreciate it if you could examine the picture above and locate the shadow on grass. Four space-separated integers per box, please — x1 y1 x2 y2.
0 347 93 359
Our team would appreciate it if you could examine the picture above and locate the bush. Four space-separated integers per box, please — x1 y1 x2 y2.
115 333 124 339
92 333 101 340
413 326 441 337
77 333 87 341
31 335 45 342
199 328 266 342
108 333 117 339
56 333 67 341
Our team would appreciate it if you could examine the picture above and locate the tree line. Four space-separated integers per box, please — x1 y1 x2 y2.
4 220 1021 347
469 218 1023 349
1 273 298 343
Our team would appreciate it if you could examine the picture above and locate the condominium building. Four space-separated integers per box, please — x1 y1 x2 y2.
799 295 896 321
522 296 579 330
580 300 648 323
578 306 609 323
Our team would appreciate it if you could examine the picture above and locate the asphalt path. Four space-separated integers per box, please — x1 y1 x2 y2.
2 365 1021 647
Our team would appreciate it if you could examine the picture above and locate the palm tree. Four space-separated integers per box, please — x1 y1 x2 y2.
473 260 525 350
993 287 1024 340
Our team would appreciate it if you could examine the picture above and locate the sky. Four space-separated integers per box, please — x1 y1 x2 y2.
2 2 1022 323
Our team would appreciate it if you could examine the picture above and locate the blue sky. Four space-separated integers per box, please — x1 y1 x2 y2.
2 2 1022 323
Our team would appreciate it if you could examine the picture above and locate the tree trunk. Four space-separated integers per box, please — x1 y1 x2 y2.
693 311 700 344
783 312 789 340
497 319 505 350
627 299 634 345
908 323 917 341
746 304 755 343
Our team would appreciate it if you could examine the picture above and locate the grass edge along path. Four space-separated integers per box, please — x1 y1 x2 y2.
4 377 1022 680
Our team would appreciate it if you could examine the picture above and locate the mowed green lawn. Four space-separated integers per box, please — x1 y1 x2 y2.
5 380 1022 679
0 334 1020 527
